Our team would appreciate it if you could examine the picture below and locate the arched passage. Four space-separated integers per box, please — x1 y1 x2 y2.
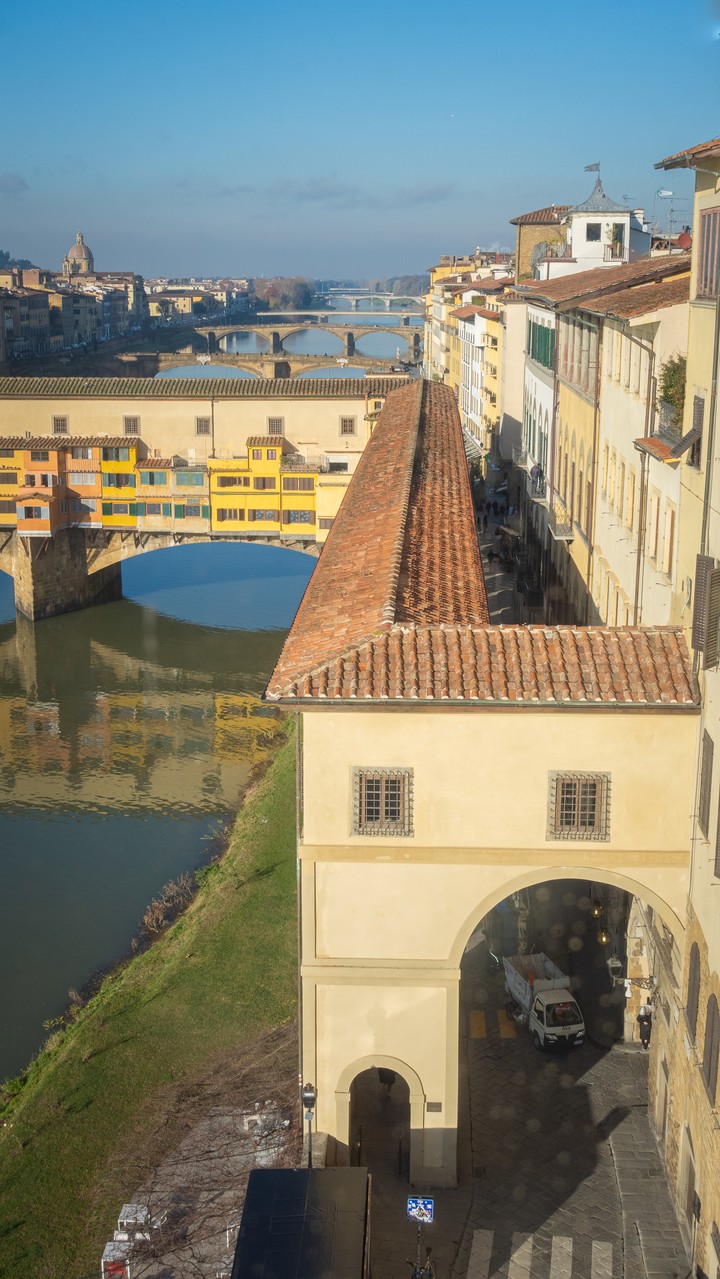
336 1054 426 1182
449 863 685 967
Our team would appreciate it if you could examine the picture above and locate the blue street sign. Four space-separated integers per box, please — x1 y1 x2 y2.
407 1197 434 1224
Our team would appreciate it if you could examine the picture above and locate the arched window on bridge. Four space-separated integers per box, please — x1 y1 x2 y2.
686 943 701 1043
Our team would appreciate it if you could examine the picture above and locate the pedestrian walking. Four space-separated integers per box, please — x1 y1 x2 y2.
487 549 495 564
492 500 499 517
486 500 492 515
637 1005 652 1050
482 513 488 531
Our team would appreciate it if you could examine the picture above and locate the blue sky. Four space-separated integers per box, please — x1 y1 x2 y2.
1 0 717 279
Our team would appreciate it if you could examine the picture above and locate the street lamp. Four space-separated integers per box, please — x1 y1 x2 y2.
301 1082 317 1168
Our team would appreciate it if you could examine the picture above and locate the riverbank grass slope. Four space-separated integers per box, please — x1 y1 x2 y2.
0 727 298 1279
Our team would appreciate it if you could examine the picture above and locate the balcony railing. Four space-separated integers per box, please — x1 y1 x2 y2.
603 243 627 263
526 471 547 502
657 400 682 441
512 444 528 467
548 491 574 541
542 242 573 260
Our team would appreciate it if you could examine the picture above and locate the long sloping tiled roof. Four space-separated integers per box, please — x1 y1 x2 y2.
266 381 696 707
266 382 488 697
0 377 403 399
513 253 690 307
582 274 690 318
272 624 696 705
655 137 720 170
0 435 140 449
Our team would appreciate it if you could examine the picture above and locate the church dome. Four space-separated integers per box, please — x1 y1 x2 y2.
66 232 94 271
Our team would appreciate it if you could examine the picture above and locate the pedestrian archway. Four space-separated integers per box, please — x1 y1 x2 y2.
349 1066 411 1180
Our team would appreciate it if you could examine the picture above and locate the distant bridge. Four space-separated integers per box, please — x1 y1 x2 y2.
211 322 422 359
321 289 425 309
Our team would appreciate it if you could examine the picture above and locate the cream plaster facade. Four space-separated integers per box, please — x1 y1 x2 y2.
0 384 386 474
297 703 697 1186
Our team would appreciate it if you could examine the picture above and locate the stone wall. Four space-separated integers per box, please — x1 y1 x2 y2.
12 529 122 620
647 906 720 1275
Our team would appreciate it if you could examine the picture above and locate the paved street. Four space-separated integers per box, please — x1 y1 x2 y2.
359 936 689 1279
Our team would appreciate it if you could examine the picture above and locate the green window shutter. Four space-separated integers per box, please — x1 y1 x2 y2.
129 503 137 517
136 502 146 516
162 502 171 516
201 504 210 520
174 504 185 519
102 502 112 516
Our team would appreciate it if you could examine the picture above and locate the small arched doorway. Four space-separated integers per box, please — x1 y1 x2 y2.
337 1053 422 1181
349 1067 411 1180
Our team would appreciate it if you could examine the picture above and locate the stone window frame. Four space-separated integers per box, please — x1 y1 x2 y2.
267 417 284 436
195 417 211 436
546 771 611 841
340 416 357 436
52 416 68 435
123 415 140 436
352 767 414 837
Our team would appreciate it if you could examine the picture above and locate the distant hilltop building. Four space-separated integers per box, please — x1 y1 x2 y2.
62 231 94 277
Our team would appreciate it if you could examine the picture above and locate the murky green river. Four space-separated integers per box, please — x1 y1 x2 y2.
0 542 313 1079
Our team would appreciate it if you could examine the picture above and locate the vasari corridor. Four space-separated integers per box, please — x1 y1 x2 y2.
0 3 718 1277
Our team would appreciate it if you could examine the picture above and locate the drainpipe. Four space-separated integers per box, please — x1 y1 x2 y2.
585 317 603 623
633 445 649 625
210 396 216 460
545 310 560 616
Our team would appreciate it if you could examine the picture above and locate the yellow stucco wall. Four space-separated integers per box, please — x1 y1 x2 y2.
298 703 697 1183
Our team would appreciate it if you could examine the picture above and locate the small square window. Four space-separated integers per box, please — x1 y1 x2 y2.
547 772 610 841
340 417 356 436
352 768 413 836
52 416 68 435
586 223 601 242
268 418 284 436
123 416 140 435
196 417 211 436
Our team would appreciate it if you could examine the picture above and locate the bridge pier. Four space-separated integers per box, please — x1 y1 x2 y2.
384 298 391 310
345 332 355 357
270 331 282 355
413 332 421 356
349 299 358 311
12 529 122 621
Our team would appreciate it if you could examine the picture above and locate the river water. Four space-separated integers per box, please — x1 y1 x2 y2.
0 543 314 1080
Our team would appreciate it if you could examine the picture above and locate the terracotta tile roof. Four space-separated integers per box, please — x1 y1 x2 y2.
0 377 403 400
510 205 569 226
245 436 286 447
270 624 696 706
452 306 501 323
634 437 677 463
513 253 690 308
139 458 174 469
655 137 720 170
0 436 139 449
464 277 514 293
582 274 690 318
266 382 488 698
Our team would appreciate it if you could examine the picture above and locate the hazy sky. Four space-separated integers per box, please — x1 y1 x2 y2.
1 0 717 279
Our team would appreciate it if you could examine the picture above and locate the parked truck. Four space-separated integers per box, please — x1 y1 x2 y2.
503 953 585 1049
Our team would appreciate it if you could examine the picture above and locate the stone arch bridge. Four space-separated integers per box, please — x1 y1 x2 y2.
0 527 319 621
210 322 422 359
